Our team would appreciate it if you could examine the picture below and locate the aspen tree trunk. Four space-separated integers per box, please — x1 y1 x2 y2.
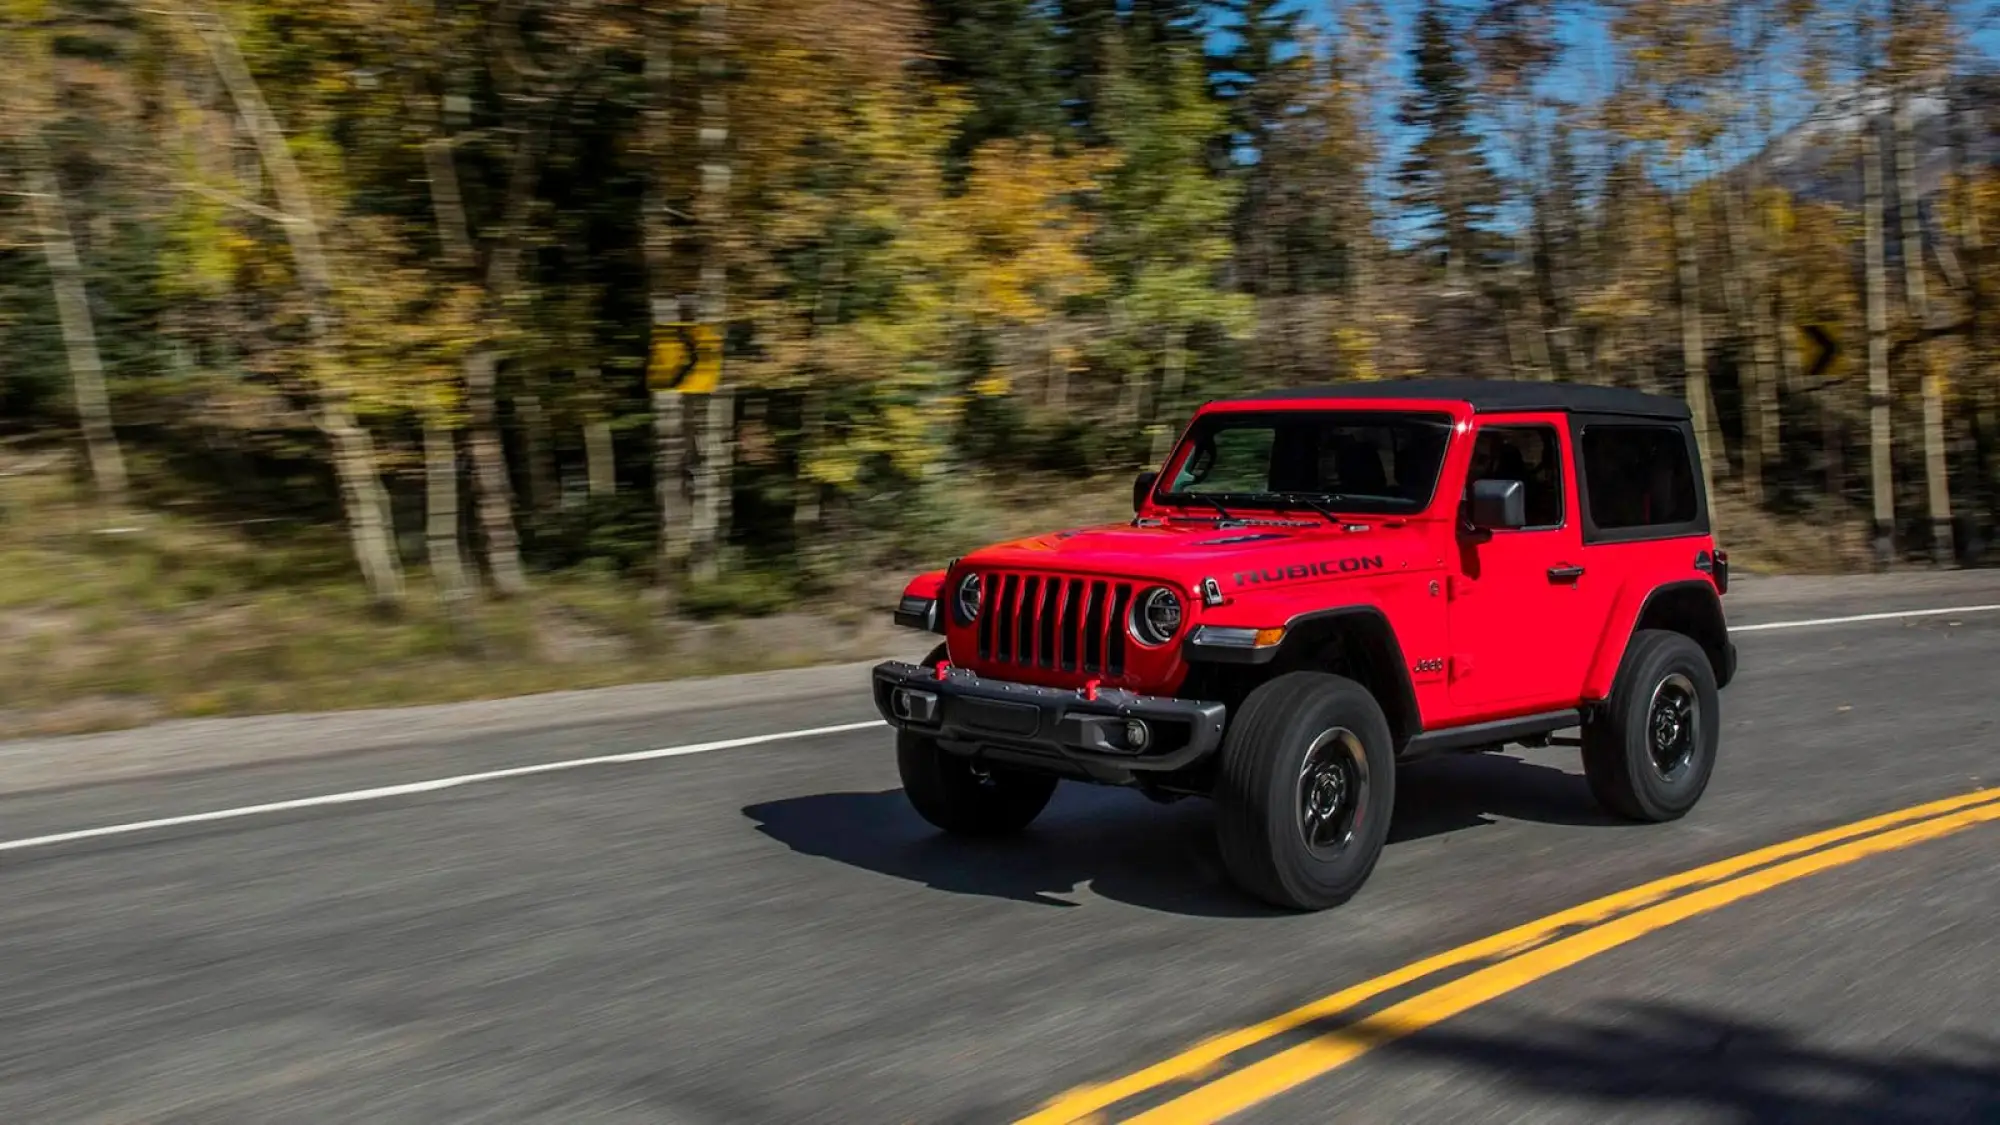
689 0 732 584
711 393 735 569
519 386 555 513
1895 91 1954 564
462 351 527 593
794 387 824 533
1863 114 1896 568
1150 326 1187 462
582 367 616 499
477 127 544 594
1953 91 1994 524
189 4 405 607
1503 304 1533 381
1045 322 1067 409
584 422 616 498
422 419 472 609
1348 185 1384 380
417 135 476 598
1671 191 1720 504
1509 222 1554 380
1523 301 1556 381
643 16 690 596
1111 299 1145 426
1750 287 1781 504
424 129 527 596
1533 220 1575 382
1748 74 1783 498
1722 183 1775 505
653 381 690 589
794 256 843 536
24 151 128 508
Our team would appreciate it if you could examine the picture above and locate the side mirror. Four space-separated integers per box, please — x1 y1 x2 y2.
1133 471 1159 513
1468 479 1527 531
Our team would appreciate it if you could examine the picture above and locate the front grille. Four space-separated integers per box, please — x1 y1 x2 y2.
975 571 1134 676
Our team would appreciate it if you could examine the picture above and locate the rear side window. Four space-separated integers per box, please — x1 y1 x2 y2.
1580 424 1697 530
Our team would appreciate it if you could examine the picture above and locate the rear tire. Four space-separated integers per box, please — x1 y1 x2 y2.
897 731 1058 836
1213 672 1397 911
1581 629 1720 822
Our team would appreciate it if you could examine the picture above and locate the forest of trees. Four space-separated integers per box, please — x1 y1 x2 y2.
4 0 1999 623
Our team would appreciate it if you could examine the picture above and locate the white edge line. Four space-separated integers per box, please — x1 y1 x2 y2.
0 719 886 855
4 600 1998 857
1733 603 2000 632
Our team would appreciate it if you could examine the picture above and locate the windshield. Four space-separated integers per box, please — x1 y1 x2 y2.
1157 409 1454 516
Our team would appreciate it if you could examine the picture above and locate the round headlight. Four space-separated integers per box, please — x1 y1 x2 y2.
1129 586 1183 646
955 572 983 624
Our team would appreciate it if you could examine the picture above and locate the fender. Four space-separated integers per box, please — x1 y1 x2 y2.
1583 578 1731 699
892 569 949 633
1186 604 1424 751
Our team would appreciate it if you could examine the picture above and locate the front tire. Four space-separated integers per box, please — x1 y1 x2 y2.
1213 672 1397 911
895 643 1058 836
1581 629 1721 822
897 731 1058 836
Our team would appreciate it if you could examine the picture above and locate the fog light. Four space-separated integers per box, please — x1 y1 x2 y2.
1123 719 1150 750
894 689 939 723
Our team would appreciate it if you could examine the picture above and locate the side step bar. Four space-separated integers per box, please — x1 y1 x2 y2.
1401 708 1585 760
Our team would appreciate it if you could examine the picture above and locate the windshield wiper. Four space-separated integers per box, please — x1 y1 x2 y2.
1271 492 1346 523
1188 495 1237 523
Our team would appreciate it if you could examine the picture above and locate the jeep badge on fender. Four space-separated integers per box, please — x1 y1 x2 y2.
871 378 1737 913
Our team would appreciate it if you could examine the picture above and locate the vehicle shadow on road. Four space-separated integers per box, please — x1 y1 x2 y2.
743 751 1628 917
743 783 1278 917
1312 1000 2000 1123
1387 750 1637 845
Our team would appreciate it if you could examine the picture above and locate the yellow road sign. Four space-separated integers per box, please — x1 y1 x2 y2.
648 322 722 394
1797 324 1841 383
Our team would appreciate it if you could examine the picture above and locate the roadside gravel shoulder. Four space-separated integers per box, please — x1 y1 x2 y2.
0 647 927 795
1 569 1993 794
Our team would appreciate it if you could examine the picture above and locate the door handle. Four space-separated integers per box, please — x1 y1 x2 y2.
1547 564 1585 583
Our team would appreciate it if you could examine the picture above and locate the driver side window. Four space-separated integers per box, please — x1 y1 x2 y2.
1466 424 1564 529
1172 427 1273 492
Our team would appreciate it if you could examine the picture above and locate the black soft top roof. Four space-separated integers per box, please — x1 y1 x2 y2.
1229 377 1692 421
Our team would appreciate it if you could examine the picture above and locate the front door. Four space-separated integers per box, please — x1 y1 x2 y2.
1447 417 1604 716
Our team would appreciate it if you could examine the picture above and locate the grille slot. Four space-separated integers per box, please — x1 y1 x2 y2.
1106 584 1132 674
975 570 1134 676
1015 576 1040 666
1037 579 1062 667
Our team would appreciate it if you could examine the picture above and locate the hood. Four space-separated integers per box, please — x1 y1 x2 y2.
959 516 1441 587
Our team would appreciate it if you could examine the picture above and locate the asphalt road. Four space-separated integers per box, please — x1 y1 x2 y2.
1 573 1997 1123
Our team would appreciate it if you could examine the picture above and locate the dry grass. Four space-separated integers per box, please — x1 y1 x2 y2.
0 468 911 737
1711 493 1879 575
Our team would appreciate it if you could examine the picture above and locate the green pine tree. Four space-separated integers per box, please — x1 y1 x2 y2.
1212 0 1305 152
1051 0 1204 143
1094 36 1252 449
1392 0 1500 286
1212 0 1311 296
927 0 1065 173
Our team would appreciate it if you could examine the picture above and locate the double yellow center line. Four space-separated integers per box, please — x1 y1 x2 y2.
1019 786 2000 1125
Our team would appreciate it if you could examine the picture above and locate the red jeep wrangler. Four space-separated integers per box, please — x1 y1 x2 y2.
872 378 1735 911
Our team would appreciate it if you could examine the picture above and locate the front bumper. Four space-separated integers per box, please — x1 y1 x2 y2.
871 660 1227 776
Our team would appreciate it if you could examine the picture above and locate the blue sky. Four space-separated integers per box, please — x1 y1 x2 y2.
1276 0 2000 94
1208 0 2000 234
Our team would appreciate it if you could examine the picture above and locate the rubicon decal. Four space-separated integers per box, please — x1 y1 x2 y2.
1232 555 1384 588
